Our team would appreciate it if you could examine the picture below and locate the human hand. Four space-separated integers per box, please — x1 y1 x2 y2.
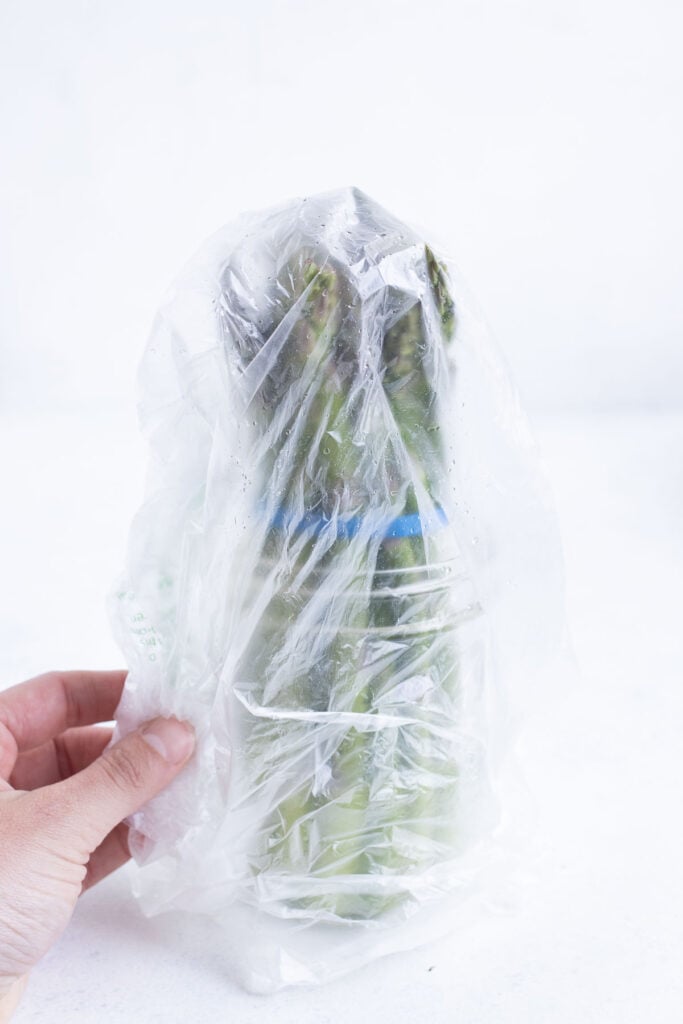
0 670 195 1019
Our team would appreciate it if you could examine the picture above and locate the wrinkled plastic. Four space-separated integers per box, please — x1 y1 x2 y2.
110 188 565 992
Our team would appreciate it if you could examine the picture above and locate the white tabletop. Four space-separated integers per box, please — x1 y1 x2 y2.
2 409 681 1023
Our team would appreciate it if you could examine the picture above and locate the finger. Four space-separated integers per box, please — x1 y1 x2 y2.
0 670 125 776
9 725 113 790
0 975 29 1019
44 717 195 855
82 822 130 891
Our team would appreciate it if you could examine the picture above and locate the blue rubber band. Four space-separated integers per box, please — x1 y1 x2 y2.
268 504 447 540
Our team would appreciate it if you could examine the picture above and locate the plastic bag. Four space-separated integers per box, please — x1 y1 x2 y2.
110 187 565 992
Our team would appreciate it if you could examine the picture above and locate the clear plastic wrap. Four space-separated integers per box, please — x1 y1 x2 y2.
110 187 565 992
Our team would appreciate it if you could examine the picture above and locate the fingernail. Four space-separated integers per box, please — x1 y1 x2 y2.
140 717 195 765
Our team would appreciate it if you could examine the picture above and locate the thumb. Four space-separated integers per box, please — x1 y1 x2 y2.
47 717 195 853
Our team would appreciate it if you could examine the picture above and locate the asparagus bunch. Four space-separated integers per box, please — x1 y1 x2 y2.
227 195 462 921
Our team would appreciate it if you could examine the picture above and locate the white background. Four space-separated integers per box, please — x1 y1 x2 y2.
1 2 682 1022
1 0 682 415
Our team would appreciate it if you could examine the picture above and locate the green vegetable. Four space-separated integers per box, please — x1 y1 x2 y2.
236 213 460 921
